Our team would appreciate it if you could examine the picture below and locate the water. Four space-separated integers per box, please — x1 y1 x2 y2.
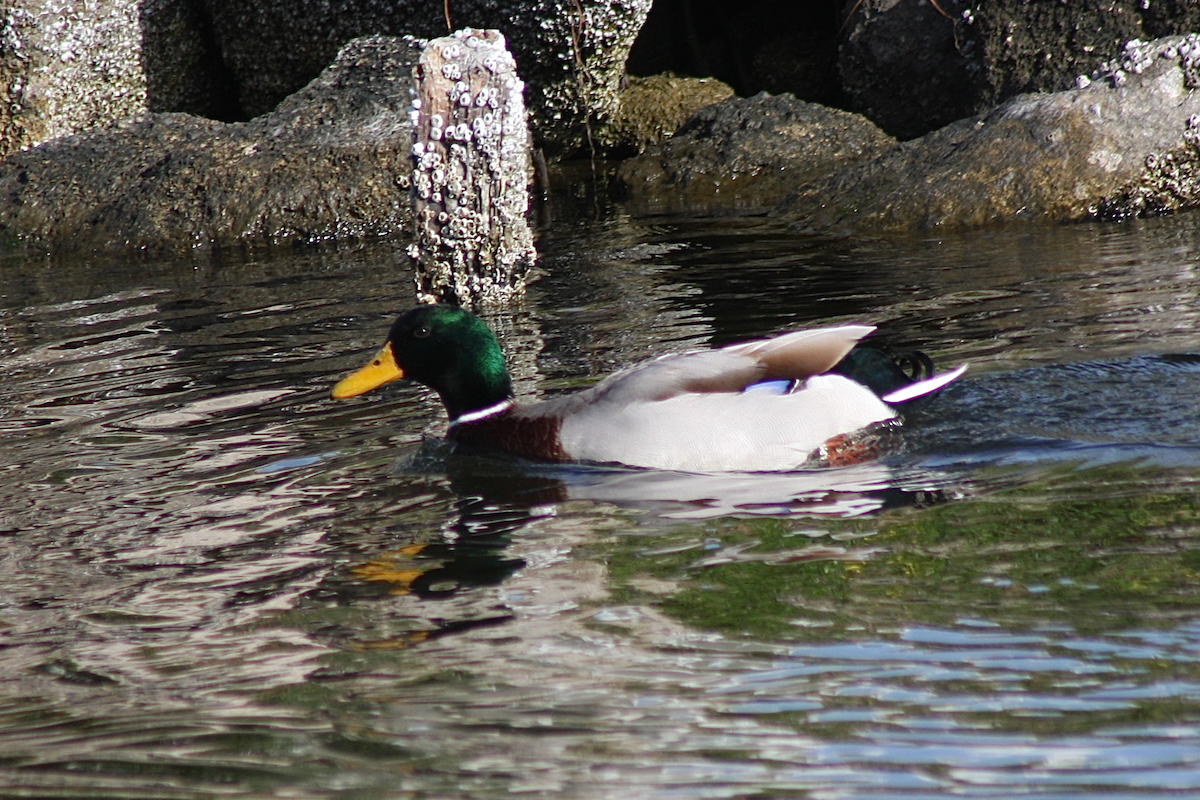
4 208 1200 798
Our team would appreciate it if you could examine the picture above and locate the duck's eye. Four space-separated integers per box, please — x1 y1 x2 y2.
413 326 432 339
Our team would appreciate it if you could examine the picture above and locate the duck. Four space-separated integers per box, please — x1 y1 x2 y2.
331 304 966 472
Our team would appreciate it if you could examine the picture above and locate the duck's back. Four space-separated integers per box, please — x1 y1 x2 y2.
450 324 955 472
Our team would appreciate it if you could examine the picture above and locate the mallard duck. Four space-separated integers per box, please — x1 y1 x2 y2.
331 304 965 472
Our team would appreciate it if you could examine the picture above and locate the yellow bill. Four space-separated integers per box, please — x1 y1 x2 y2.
331 343 404 399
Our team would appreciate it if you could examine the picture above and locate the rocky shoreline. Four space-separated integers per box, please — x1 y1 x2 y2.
4 1 1200 255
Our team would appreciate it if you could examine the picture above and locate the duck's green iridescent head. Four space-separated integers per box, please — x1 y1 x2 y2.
331 304 513 420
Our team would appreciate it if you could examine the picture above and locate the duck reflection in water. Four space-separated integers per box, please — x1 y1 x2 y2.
346 443 958 612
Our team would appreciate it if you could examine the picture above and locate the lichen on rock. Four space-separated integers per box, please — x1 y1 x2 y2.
594 73 734 155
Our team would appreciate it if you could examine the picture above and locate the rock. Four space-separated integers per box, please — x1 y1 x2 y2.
780 35 1200 231
142 0 243 121
594 73 734 155
1 0 650 160
838 0 980 141
184 0 651 155
837 0 1154 141
748 29 840 106
966 0 1145 112
1 0 148 157
1142 0 1200 41
0 35 420 253
623 0 841 105
613 92 895 214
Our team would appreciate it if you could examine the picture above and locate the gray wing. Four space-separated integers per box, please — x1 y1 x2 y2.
573 325 876 407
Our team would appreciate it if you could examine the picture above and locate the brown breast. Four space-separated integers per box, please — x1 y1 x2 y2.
448 408 568 462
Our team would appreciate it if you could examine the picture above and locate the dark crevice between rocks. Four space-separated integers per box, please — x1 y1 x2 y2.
140 0 248 122
626 0 844 107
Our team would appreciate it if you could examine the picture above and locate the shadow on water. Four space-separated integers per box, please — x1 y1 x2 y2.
6 213 1200 796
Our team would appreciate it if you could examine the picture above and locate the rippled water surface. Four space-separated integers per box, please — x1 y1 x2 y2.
5 208 1200 798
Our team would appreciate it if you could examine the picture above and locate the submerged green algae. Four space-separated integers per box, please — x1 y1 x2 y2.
599 462 1200 640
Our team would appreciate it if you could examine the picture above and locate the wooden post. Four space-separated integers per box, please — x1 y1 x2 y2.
409 29 536 308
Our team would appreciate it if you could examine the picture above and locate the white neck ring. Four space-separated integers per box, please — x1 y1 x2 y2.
449 399 515 427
